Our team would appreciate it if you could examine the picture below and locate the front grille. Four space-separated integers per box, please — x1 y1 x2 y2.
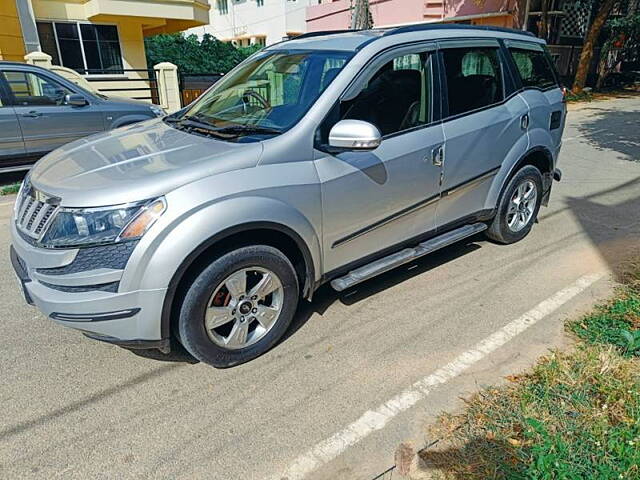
15 190 59 240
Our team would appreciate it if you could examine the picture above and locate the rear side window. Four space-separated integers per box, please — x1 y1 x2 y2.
441 47 504 117
509 48 557 90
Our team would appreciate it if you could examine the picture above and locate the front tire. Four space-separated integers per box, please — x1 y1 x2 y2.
178 245 299 368
486 165 543 244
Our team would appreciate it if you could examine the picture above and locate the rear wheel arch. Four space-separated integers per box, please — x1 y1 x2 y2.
160 222 315 342
514 146 553 177
489 145 553 211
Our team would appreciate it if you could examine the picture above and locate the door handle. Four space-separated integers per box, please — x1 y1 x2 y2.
22 111 42 118
520 113 529 130
431 145 444 167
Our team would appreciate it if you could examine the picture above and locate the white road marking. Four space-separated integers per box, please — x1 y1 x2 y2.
0 201 15 208
269 272 605 480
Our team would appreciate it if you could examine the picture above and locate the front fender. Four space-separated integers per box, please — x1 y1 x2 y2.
120 195 322 294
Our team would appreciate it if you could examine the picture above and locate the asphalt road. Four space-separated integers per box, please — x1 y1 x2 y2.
1 96 639 480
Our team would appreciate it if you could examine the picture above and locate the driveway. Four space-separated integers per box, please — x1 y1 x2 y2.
1 96 639 480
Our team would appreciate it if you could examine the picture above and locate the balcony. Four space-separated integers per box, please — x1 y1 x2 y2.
34 0 211 36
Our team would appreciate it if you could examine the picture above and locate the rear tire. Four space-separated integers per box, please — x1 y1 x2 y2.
486 165 543 244
178 245 299 368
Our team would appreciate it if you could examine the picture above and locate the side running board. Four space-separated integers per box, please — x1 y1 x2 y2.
330 222 487 292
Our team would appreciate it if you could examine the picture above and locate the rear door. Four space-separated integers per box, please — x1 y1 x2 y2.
504 40 565 155
436 40 529 228
3 70 104 156
0 78 27 169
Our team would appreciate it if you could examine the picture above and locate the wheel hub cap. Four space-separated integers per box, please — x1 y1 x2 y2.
239 302 252 315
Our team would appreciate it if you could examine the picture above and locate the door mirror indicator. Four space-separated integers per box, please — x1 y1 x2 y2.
65 94 88 107
328 120 382 150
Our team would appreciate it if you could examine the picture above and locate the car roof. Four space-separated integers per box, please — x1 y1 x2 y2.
0 61 48 71
268 24 542 52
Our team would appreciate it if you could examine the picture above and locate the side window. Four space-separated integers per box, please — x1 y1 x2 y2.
3 71 73 106
339 51 431 136
442 47 504 117
509 48 557 90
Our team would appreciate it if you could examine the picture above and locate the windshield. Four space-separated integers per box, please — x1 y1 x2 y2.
176 49 353 139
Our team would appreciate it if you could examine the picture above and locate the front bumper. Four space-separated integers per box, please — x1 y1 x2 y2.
10 220 168 349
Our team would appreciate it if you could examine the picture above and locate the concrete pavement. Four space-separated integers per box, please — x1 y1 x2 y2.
1 96 639 480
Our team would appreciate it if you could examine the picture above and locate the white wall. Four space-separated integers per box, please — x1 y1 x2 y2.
188 0 314 46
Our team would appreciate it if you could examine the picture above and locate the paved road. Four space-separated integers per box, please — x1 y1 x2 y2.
1 96 639 480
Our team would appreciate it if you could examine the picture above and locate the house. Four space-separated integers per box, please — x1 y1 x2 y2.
0 0 211 100
189 0 315 47
306 0 526 32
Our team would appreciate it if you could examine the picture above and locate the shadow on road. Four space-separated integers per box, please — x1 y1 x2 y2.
576 107 640 161
0 363 184 441
0 171 27 188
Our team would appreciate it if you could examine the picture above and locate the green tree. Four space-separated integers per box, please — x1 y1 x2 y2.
595 12 640 88
144 33 261 74
572 0 618 92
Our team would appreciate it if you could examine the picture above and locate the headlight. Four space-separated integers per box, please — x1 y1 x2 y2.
149 104 166 117
41 197 166 248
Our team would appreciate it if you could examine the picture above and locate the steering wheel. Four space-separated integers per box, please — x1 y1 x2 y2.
241 90 271 112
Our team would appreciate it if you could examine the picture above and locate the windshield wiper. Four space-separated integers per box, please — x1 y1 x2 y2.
212 125 283 136
165 115 221 136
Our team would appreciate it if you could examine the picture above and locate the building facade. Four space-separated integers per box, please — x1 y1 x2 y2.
306 0 524 32
0 0 211 72
190 0 315 47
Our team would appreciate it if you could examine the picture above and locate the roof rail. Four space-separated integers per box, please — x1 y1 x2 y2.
291 29 361 40
384 23 536 38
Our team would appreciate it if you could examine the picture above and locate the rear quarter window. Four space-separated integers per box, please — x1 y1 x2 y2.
509 48 558 90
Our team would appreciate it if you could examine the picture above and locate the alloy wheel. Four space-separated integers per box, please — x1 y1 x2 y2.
204 267 284 350
507 179 537 232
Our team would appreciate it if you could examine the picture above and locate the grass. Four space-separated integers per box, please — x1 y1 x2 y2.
566 90 594 103
0 182 20 196
420 265 640 479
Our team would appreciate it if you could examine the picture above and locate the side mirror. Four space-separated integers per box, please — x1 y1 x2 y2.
65 94 88 107
328 119 382 150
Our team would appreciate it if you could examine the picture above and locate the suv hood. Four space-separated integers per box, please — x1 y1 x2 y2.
30 119 263 207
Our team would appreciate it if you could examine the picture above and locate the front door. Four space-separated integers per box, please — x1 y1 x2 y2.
2 70 104 156
316 46 445 273
436 41 529 227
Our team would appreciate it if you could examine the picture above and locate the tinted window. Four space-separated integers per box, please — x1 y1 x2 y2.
80 24 123 73
442 47 503 117
338 51 432 136
509 48 557 89
3 71 73 106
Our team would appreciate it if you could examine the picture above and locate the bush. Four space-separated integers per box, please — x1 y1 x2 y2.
144 33 261 74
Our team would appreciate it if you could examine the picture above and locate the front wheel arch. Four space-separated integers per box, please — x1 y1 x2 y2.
160 222 315 342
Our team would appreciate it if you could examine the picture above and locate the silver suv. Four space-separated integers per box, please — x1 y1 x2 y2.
10 25 565 367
